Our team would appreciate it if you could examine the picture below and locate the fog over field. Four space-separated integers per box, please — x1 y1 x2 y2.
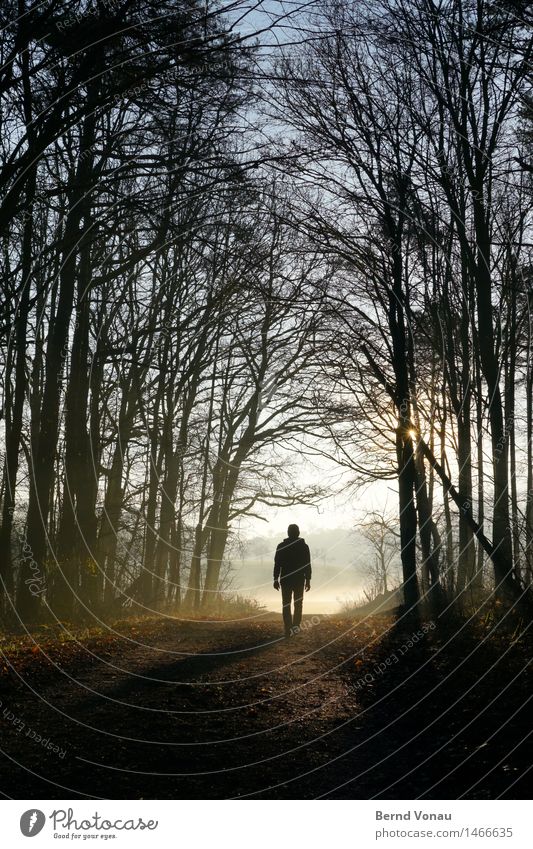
226 527 387 614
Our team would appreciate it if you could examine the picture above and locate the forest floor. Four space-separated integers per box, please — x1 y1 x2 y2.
0 608 531 799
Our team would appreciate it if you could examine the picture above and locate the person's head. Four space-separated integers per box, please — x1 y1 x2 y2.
287 524 300 540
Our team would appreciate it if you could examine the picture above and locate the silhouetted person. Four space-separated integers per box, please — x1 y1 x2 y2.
273 524 311 637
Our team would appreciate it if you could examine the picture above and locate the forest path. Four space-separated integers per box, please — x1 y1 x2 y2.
0 613 530 799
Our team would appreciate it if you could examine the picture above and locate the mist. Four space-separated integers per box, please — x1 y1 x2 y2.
226 527 375 614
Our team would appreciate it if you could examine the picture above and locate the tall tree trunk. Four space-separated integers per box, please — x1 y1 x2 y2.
396 423 419 610
408 323 441 611
167 508 183 608
504 266 520 583
96 374 137 608
0 171 35 610
472 197 517 598
475 340 485 590
139 420 163 605
390 236 419 612
0 31 37 616
17 105 97 620
78 329 106 609
439 387 455 594
526 324 533 587
202 462 240 607
456 416 476 598
153 433 179 606
414 447 442 611
52 212 95 617
185 344 219 609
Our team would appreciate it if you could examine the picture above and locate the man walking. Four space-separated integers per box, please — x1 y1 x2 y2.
273 524 312 637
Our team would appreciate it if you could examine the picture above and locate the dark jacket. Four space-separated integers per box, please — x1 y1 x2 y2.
274 537 312 583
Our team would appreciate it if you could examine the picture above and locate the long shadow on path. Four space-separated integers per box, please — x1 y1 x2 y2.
0 615 531 799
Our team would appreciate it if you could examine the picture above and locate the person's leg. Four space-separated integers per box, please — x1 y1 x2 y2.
293 580 305 628
281 581 293 634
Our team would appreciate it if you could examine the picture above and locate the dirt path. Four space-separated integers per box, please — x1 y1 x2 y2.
0 613 530 799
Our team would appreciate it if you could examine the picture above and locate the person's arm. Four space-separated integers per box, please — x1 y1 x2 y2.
273 545 281 589
304 544 312 587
